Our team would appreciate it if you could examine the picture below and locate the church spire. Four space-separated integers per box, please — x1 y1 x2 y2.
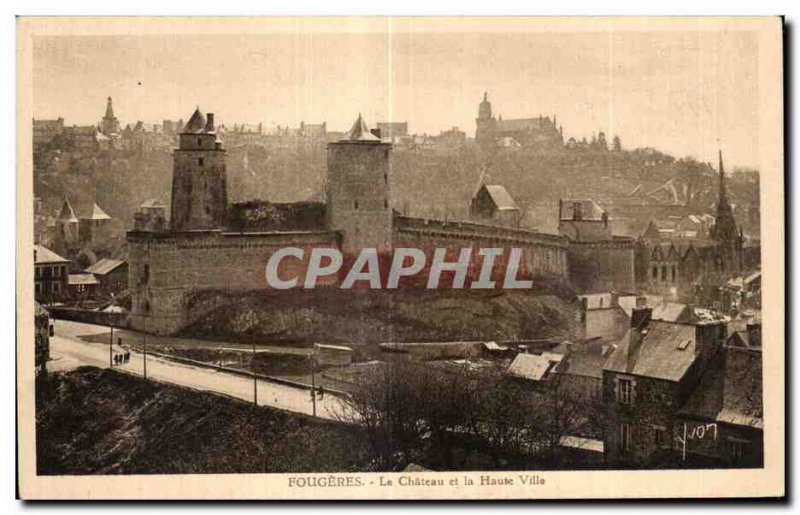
718 149 729 208
104 96 115 120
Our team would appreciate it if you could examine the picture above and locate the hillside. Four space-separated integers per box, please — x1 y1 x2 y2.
36 367 369 474
180 287 580 346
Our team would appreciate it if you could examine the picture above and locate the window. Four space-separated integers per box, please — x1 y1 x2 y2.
35 283 41 295
142 264 150 285
671 266 677 282
52 266 59 278
384 199 389 209
619 422 633 453
617 377 635 404
35 267 40 279
354 200 359 210
198 157 204 166
661 265 667 281
652 266 658 280
197 137 202 147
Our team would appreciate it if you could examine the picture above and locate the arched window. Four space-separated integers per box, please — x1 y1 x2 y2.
661 265 667 281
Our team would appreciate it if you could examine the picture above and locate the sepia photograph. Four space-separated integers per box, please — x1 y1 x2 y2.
15 16 784 500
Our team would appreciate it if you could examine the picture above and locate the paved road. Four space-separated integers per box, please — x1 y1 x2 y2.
49 321 346 421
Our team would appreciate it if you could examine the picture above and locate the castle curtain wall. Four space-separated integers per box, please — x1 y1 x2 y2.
128 231 339 334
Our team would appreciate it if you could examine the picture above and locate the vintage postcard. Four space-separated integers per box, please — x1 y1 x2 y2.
16 16 784 500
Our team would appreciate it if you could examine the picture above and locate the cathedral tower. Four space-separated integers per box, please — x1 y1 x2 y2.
326 114 393 255
101 96 120 135
475 91 496 149
170 107 228 230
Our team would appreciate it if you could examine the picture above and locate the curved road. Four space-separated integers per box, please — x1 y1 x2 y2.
48 321 346 421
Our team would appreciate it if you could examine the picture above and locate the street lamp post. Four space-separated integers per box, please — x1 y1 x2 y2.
109 320 114 367
252 335 257 406
310 345 317 418
143 317 147 380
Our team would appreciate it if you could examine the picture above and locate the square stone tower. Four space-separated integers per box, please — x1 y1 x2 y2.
326 114 393 256
170 108 228 230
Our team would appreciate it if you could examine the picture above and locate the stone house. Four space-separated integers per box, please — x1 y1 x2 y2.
34 245 70 303
602 306 728 467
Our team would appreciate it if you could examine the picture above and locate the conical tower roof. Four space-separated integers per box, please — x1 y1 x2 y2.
341 113 380 142
57 198 78 222
89 202 111 221
183 107 207 133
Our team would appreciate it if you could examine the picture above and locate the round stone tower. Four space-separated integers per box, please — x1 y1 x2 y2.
326 114 393 256
170 107 228 230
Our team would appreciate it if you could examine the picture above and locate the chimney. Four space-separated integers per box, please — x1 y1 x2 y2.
627 307 652 367
747 323 762 348
695 321 725 360
205 113 215 132
631 307 652 329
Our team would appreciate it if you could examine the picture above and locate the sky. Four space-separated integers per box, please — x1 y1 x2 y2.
32 29 760 168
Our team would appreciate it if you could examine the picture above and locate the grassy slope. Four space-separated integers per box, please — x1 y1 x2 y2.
36 367 368 475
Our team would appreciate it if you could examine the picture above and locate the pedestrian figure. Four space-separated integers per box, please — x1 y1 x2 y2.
125 351 130 363
113 354 119 365
318 386 325 400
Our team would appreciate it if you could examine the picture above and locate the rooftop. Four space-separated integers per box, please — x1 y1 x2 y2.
339 114 381 143
560 199 607 221
84 258 126 276
34 245 69 265
481 184 519 211
679 347 763 429
508 352 563 381
604 321 700 382
68 273 99 286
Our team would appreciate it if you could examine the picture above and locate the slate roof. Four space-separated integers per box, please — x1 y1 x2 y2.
557 349 606 379
341 114 380 142
604 321 699 382
652 303 728 324
56 198 111 221
68 273 99 286
34 245 69 264
679 347 763 429
183 107 207 133
84 258 126 276
508 352 563 381
481 185 519 211
560 199 606 221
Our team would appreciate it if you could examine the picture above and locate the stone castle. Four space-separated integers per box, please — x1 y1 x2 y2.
128 108 635 335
